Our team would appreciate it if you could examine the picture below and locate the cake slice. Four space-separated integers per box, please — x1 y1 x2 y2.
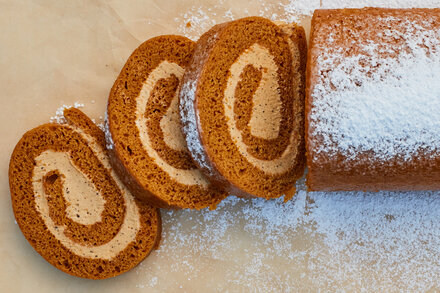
107 35 227 209
179 17 307 199
9 108 161 279
306 8 440 191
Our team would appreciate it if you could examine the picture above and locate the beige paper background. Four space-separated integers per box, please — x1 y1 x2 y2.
2 0 440 292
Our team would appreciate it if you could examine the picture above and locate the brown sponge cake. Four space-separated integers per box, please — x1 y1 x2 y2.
107 35 227 209
180 17 307 199
306 8 440 191
9 108 161 279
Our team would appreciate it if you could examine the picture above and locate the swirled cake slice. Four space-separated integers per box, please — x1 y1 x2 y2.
9 108 161 279
106 35 227 209
180 17 307 199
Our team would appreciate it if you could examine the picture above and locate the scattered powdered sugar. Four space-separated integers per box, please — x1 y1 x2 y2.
49 102 84 124
176 6 218 40
175 0 321 40
310 14 440 162
307 190 440 290
49 102 104 129
281 0 321 22
134 177 440 291
175 0 440 41
92 115 105 131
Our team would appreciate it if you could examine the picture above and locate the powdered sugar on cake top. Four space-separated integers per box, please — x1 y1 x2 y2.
309 13 440 163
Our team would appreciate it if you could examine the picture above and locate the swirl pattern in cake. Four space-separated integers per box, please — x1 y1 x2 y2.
107 35 226 209
180 17 307 199
9 108 161 279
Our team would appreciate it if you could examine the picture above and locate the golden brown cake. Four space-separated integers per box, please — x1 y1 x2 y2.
180 17 307 199
306 8 440 191
106 35 227 209
9 108 161 279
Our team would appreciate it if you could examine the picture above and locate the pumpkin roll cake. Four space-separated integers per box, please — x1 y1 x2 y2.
180 17 307 199
106 35 227 209
9 108 161 279
306 8 440 191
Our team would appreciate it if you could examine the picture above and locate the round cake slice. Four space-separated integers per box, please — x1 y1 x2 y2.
179 17 307 199
9 108 161 279
107 35 227 209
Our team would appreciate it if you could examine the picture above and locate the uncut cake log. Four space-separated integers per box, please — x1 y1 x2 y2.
306 8 440 191
9 108 161 279
106 35 227 209
180 17 307 199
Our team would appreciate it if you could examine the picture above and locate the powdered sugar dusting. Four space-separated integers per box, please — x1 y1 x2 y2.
176 6 218 40
309 12 440 163
103 111 114 150
92 115 105 131
281 0 321 22
179 29 221 176
175 0 321 40
49 102 84 124
175 1 440 42
179 79 214 175
134 176 440 291
307 190 440 290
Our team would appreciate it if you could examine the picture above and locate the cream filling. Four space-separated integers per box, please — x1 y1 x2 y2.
247 54 282 140
224 43 296 174
32 126 141 260
160 92 186 151
34 151 105 225
136 60 208 187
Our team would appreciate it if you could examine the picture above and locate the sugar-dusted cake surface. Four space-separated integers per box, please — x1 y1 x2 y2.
307 8 440 191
